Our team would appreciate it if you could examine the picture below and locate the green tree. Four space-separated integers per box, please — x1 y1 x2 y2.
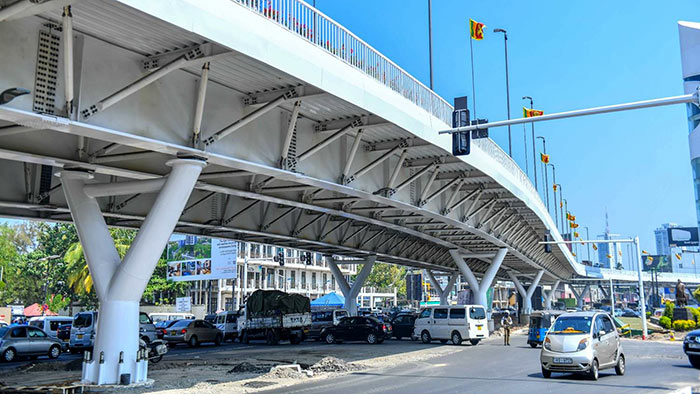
358 263 407 298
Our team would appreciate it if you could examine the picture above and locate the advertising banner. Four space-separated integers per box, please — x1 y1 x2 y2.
642 255 672 272
166 236 238 282
668 227 699 247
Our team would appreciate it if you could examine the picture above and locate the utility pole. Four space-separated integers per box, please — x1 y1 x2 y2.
537 136 549 210
522 96 537 190
494 28 512 157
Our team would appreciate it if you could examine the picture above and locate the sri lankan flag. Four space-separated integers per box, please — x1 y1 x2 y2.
553 184 558 192
592 243 598 251
540 153 550 164
566 213 576 221
569 222 579 229
523 107 544 118
642 250 649 255
560 201 563 208
574 231 579 238
607 254 613 259
469 19 485 40
676 253 682 260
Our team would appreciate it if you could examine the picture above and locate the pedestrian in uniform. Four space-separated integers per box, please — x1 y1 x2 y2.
501 311 513 346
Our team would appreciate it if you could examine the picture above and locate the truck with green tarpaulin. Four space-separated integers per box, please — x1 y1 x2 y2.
237 290 311 344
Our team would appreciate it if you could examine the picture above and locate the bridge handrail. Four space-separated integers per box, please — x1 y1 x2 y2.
232 0 453 124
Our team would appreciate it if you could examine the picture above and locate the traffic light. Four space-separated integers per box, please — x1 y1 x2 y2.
299 252 312 265
452 96 470 156
273 248 285 266
544 230 552 253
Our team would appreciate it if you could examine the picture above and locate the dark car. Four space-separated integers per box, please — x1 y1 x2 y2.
321 316 389 344
621 309 639 318
155 320 179 339
204 314 217 323
391 313 417 340
57 323 71 341
684 329 700 368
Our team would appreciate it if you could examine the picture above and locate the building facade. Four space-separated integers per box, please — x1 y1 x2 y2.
655 223 679 256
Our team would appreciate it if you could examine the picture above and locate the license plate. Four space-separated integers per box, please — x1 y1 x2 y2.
690 343 700 349
553 358 573 364
477 326 482 330
77 334 83 339
170 331 176 335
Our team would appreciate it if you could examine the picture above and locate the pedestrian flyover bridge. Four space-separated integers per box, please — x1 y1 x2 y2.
0 0 686 384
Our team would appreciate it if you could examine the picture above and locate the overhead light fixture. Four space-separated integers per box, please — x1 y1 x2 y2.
0 87 30 105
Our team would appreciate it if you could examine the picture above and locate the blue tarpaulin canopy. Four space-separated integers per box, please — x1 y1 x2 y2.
311 292 345 307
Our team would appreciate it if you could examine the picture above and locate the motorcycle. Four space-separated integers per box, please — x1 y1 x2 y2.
139 338 168 363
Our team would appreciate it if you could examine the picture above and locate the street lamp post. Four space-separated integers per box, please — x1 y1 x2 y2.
584 226 592 262
558 185 564 234
523 96 536 190
428 0 434 90
536 136 550 211
494 28 512 157
549 164 558 230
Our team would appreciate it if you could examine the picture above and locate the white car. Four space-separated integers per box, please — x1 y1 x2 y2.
413 305 488 345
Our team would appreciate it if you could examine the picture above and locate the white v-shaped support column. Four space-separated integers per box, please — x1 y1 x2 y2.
424 270 458 305
570 284 591 309
450 248 507 311
59 158 206 385
543 280 561 310
508 270 544 314
326 255 376 316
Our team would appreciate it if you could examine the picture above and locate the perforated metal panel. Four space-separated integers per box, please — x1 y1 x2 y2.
33 27 60 115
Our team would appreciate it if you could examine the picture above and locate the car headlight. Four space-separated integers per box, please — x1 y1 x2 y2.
685 336 693 343
577 338 589 351
544 337 552 350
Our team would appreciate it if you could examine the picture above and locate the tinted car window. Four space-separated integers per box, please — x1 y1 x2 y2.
339 317 351 325
226 314 237 324
469 307 486 320
11 327 26 338
139 313 152 324
202 321 215 329
73 313 93 328
434 309 448 319
602 316 615 334
312 311 332 322
29 320 42 328
450 308 466 319
419 309 431 319
28 327 46 338
394 316 405 324
49 320 65 331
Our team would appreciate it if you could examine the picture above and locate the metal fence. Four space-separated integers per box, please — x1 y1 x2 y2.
233 0 453 124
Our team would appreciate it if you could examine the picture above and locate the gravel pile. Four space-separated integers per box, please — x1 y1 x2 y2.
263 367 306 379
309 357 363 373
228 362 269 374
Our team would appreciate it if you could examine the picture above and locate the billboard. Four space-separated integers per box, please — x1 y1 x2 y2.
668 227 699 247
642 255 673 273
166 236 238 282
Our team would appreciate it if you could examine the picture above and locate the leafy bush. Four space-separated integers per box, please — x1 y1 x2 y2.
646 311 652 319
659 316 672 329
664 302 675 320
673 320 697 331
690 307 700 323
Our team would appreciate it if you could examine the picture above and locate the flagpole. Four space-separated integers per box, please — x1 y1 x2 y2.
469 35 477 120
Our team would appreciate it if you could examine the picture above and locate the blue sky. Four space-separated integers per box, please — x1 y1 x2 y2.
315 0 700 258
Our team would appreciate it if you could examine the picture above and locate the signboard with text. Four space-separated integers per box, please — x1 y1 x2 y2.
166 236 238 282
668 227 699 247
175 297 192 312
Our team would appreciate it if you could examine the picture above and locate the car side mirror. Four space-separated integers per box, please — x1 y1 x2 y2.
598 330 605 339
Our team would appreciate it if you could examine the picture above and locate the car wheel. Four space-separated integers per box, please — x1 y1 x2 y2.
367 333 378 344
188 336 199 347
615 354 625 375
469 339 480 346
541 367 551 378
214 334 222 346
324 333 335 344
421 330 431 344
690 355 700 369
451 331 462 345
48 345 61 359
589 359 599 380
529 343 538 348
2 348 16 362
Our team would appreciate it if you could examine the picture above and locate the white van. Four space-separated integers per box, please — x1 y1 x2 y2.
149 312 196 323
214 311 240 341
413 305 488 345
28 316 73 339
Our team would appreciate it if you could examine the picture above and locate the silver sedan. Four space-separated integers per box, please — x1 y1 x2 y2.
0 325 63 362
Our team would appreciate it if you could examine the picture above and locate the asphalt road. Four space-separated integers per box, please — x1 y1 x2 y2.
260 334 700 394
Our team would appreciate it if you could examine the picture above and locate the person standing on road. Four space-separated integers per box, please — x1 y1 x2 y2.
501 311 513 346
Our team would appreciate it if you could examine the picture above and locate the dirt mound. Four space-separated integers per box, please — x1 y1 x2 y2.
309 357 363 373
228 362 269 374
263 367 306 379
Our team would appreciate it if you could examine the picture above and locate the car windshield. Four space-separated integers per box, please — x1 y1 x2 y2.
551 316 593 334
171 319 193 328
73 313 93 328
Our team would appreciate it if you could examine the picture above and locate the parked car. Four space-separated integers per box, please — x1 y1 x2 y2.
56 323 71 350
163 319 223 347
214 311 240 341
414 305 488 345
204 314 217 323
28 316 73 339
69 311 97 353
0 325 63 362
321 316 389 344
683 328 700 368
391 313 417 340
308 309 347 341
149 313 195 324
620 308 640 318
541 311 625 380
139 312 157 343
155 320 179 340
